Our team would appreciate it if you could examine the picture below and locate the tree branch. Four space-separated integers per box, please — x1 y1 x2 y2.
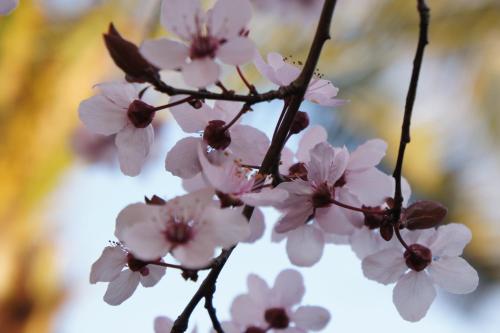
169 1 339 332
392 0 430 220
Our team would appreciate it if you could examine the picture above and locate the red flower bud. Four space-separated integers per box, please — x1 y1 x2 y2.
289 111 310 134
203 120 231 150
403 200 448 230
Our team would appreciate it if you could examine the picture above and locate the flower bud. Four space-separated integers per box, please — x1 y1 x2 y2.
203 120 231 150
289 111 310 134
403 200 448 230
404 244 432 271
127 99 156 128
104 23 159 83
380 224 394 241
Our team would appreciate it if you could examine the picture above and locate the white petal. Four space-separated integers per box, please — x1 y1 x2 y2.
182 173 209 192
243 207 265 243
229 124 270 165
292 306 330 331
115 202 160 241
230 295 265 327
169 96 212 133
161 0 202 40
274 206 313 233
220 322 240 333
272 269 305 307
183 59 220 88
247 273 270 306
308 143 349 185
208 0 252 39
140 264 166 287
103 269 140 305
165 137 202 178
121 222 169 261
140 38 188 70
392 271 436 322
304 79 342 107
240 188 288 207
172 235 215 269
350 227 385 260
429 223 472 257
286 225 325 267
116 125 154 176
89 246 127 283
204 206 250 248
315 199 359 236
296 125 328 162
280 147 295 174
78 95 128 135
362 248 407 284
154 316 173 333
345 168 393 207
348 139 387 171
217 37 256 65
96 81 137 106
428 257 478 294
253 52 281 85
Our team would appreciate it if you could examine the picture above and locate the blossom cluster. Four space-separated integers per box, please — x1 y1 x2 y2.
79 0 478 331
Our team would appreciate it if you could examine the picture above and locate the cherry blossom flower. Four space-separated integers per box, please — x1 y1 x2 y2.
271 139 394 266
0 0 18 15
140 0 256 88
118 189 250 268
165 97 269 179
154 316 197 333
254 52 343 107
362 223 479 321
222 269 330 333
90 245 166 305
78 82 155 176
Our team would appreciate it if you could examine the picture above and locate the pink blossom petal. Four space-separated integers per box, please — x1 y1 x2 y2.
212 100 243 123
115 125 154 176
350 227 386 260
304 79 341 107
348 139 387 171
315 205 357 235
240 188 289 207
161 0 202 40
229 124 270 165
286 225 325 267
154 316 173 333
230 295 265 327
247 273 271 306
182 173 208 192
280 147 295 174
392 271 436 322
220 322 240 333
121 222 169 261
217 37 256 65
243 207 265 243
169 96 213 133
274 61 301 86
0 0 18 15
78 95 128 135
272 269 305 307
345 168 393 207
296 125 328 162
140 38 188 70
183 59 220 88
362 248 407 284
115 203 160 241
429 223 472 257
275 205 313 233
428 257 478 294
96 82 137 106
172 234 215 268
139 264 166 287
292 306 330 331
204 206 250 248
308 143 349 185
208 0 252 39
254 52 281 85
103 269 140 305
90 246 127 283
165 137 202 178
402 177 412 206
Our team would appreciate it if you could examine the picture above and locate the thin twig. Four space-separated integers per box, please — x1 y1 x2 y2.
236 66 258 95
392 0 430 218
169 1 338 332
204 285 223 333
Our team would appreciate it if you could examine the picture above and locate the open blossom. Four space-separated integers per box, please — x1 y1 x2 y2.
117 189 250 268
0 0 18 15
78 82 155 176
222 269 330 333
362 224 479 321
90 245 166 305
254 52 343 107
154 316 197 333
271 139 393 266
165 97 269 179
140 0 256 88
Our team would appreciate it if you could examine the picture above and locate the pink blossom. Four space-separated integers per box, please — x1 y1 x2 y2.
0 0 18 15
362 224 479 321
154 316 197 333
270 140 394 266
222 270 330 333
165 98 269 179
90 245 165 305
118 189 250 268
78 82 155 176
140 0 256 88
254 52 343 107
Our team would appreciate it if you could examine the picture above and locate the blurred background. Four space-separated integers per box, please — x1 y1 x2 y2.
0 0 499 332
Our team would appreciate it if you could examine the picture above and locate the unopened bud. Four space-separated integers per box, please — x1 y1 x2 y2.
289 111 310 134
203 120 231 150
403 200 448 230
